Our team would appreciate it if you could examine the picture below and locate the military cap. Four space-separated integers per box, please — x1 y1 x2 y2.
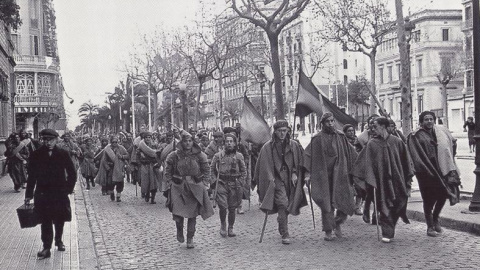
39 129 59 138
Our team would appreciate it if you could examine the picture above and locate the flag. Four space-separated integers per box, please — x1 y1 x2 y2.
239 94 271 145
295 69 323 118
321 95 358 129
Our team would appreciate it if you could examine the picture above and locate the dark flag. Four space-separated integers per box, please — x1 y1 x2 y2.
295 69 324 117
239 94 271 145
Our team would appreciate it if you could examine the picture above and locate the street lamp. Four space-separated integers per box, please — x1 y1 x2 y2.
462 88 467 122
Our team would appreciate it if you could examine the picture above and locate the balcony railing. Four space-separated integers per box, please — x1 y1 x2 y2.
13 55 58 70
14 94 58 104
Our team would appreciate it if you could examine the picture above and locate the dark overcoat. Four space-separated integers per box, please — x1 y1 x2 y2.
26 145 77 223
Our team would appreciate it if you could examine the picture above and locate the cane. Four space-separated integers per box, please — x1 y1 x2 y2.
373 187 380 241
135 181 138 197
306 180 316 230
259 211 268 243
212 164 220 208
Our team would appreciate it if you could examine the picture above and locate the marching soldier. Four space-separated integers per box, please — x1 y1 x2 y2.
210 133 246 237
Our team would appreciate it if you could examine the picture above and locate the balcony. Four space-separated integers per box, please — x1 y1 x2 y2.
14 94 58 107
13 55 59 71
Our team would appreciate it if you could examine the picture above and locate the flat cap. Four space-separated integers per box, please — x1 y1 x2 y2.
39 129 59 138
212 131 224 137
273 120 289 130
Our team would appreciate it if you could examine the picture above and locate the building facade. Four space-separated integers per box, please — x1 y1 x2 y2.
0 19 16 170
12 0 66 137
376 9 464 130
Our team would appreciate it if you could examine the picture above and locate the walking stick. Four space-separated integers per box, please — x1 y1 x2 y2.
306 181 316 230
259 211 268 243
373 187 380 241
213 164 220 208
135 180 138 197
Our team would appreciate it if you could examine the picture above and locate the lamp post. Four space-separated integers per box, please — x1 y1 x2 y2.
469 0 480 212
404 17 415 128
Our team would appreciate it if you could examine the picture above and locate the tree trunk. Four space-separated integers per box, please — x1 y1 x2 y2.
441 83 449 128
218 69 224 130
269 80 274 125
268 34 285 120
369 55 377 116
193 78 204 130
396 0 412 135
182 86 189 130
152 90 159 132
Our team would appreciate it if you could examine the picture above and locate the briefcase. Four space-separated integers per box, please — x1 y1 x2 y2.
16 204 39 228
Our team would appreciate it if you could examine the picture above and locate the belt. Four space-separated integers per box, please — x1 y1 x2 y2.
219 175 238 182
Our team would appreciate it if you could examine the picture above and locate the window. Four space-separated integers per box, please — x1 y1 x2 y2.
16 73 35 95
466 36 472 52
32 35 39 55
417 59 423 77
379 67 384 84
343 59 348 69
396 63 401 81
466 6 472 20
412 30 421 43
11 34 19 53
442 29 449 41
388 66 393 83
343 75 348 85
418 95 424 113
38 74 52 95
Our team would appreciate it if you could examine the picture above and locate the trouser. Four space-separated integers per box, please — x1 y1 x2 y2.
321 208 348 232
219 206 236 229
274 175 290 238
107 182 124 194
85 177 95 188
41 220 65 249
380 209 400 239
173 215 196 239
420 186 447 228
101 185 107 194
363 186 377 218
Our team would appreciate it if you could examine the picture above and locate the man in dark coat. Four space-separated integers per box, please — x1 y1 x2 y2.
304 113 357 241
253 120 307 245
351 117 414 243
25 129 77 259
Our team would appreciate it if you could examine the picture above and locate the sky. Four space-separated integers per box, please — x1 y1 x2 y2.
54 0 462 129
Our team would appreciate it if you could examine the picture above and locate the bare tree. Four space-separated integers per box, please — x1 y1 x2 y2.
231 0 311 120
314 0 393 116
436 49 464 129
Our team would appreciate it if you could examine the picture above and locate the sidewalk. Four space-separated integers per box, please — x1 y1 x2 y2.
0 174 96 270
406 190 480 236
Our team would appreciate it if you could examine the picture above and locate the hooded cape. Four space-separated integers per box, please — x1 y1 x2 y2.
304 130 357 216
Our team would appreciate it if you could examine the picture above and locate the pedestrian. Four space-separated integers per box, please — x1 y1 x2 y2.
122 133 134 183
253 120 307 245
137 131 163 204
58 132 82 173
80 137 97 190
407 111 461 237
463 116 475 153
304 113 357 241
387 119 406 143
210 133 246 237
96 135 129 202
94 137 109 195
351 117 414 243
5 133 29 191
343 124 356 147
204 131 224 163
164 130 214 249
24 129 77 259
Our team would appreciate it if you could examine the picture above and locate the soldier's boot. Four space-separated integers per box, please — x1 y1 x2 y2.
227 209 236 237
91 178 95 187
145 192 150 202
176 221 185 243
116 193 121 202
86 181 90 190
425 212 438 237
110 191 115 201
354 197 363 215
186 218 196 249
219 208 227 237
237 204 244 214
150 191 156 204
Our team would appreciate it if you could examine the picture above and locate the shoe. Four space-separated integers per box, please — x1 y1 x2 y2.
237 206 245 214
381 237 391 243
21 184 26 189
86 186 90 190
433 220 443 234
177 231 185 243
150 200 156 204
92 182 96 187
14 189 20 193
355 208 363 216
37 249 51 259
145 194 150 202
55 241 66 251
362 212 370 224
116 197 121 202
220 224 227 237
186 238 194 249
324 231 335 241
371 215 378 225
110 193 115 201
281 234 291 245
228 228 236 237
427 227 439 237
334 224 343 238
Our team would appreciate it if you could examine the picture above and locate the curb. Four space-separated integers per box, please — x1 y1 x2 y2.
406 209 480 236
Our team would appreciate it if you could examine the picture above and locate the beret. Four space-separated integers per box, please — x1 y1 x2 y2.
320 112 334 124
273 120 289 130
224 133 237 142
212 131 224 137
39 129 59 138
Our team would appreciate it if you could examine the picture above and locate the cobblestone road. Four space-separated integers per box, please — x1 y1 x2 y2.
82 181 479 270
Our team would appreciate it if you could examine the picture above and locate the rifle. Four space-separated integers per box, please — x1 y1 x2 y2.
362 82 390 118
212 164 220 208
